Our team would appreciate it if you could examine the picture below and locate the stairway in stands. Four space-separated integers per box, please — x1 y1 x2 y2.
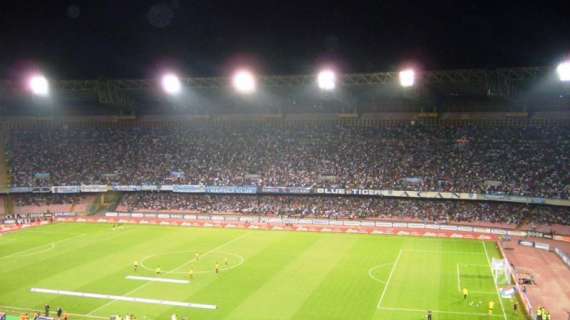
0 122 10 191
0 122 12 215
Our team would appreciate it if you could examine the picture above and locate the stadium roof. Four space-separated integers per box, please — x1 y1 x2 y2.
0 66 568 116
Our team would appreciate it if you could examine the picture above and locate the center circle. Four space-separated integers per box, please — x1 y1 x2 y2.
368 263 394 283
140 250 244 275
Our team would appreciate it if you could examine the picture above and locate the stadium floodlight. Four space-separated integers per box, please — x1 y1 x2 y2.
557 61 570 82
161 73 182 95
29 74 49 96
399 69 415 87
317 69 336 91
232 69 256 94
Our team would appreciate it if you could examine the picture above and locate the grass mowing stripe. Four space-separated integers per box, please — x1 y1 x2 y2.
376 249 402 308
30 288 216 310
87 232 249 315
482 241 508 320
125 276 190 284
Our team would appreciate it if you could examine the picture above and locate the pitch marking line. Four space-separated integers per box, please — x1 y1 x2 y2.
482 241 508 320
378 306 504 317
456 264 462 292
31 288 216 310
0 233 86 260
458 264 489 268
87 232 249 315
0 304 107 320
126 275 189 284
376 250 402 308
368 263 394 284
471 291 502 295
404 249 485 255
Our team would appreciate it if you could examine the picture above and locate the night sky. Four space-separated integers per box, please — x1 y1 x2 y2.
1 0 569 79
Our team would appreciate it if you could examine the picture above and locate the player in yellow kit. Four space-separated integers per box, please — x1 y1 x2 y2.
156 267 161 276
188 269 193 280
215 262 220 274
488 301 495 315
133 261 139 272
462 288 469 300
224 257 229 266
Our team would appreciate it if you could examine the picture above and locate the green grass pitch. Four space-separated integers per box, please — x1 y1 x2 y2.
0 223 524 320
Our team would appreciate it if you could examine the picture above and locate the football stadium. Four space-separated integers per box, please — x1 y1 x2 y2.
1 2 570 320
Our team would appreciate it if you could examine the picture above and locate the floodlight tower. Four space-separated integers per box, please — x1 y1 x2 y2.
399 68 415 87
28 74 49 96
317 69 336 91
161 73 182 95
232 69 256 94
557 61 570 82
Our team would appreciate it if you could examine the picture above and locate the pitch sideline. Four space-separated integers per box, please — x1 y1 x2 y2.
482 241 508 320
0 304 107 320
378 306 504 317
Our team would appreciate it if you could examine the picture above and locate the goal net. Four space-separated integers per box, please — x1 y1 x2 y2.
491 257 513 286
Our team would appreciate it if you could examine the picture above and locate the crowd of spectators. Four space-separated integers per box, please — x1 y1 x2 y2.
6 123 570 199
13 194 82 207
118 193 570 226
0 213 52 224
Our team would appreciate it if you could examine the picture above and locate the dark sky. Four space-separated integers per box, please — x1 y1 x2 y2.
1 0 569 79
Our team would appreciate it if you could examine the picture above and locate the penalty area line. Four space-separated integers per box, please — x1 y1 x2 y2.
31 288 216 310
376 250 402 308
126 275 189 284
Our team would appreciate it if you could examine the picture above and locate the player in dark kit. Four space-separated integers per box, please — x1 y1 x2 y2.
56 307 63 319
426 310 432 320
44 304 50 317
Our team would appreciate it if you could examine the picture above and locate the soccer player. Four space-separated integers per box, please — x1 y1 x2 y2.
215 262 220 274
488 301 495 316
133 261 139 272
44 304 50 317
57 307 63 319
156 267 161 276
462 288 469 300
188 269 193 280
224 257 229 266
426 310 432 320
513 301 518 313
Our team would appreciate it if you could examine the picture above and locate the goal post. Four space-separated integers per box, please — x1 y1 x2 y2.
491 257 513 286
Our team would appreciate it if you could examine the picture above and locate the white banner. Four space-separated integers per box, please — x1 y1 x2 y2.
80 185 108 193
